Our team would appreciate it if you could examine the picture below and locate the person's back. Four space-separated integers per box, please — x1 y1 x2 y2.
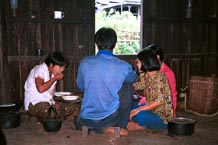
78 52 135 120
76 27 137 135
160 63 177 117
148 44 177 117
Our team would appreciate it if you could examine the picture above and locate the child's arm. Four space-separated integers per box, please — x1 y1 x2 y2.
35 73 63 93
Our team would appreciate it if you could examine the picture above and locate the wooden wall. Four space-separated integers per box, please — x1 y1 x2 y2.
142 0 217 93
0 9 5 98
0 0 95 103
0 0 217 104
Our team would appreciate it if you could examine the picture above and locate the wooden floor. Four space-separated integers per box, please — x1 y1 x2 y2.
2 111 218 145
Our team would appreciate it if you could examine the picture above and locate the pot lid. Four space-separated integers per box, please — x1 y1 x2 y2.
0 103 16 107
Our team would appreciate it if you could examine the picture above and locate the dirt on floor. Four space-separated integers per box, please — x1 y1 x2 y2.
1 111 218 145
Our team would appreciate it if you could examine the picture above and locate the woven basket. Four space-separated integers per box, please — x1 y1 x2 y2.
187 76 218 115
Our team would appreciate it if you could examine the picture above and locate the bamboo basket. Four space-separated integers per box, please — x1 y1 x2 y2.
187 76 218 115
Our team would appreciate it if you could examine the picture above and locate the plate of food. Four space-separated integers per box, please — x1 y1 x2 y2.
54 92 72 97
62 95 79 101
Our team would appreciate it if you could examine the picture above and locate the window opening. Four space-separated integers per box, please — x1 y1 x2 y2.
95 0 142 55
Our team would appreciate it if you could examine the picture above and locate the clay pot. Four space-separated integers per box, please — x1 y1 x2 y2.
43 106 62 132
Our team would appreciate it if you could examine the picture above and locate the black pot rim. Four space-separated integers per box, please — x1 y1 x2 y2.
168 117 196 124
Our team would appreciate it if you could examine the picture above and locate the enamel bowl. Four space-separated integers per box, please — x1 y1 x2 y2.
62 95 79 101
54 92 72 97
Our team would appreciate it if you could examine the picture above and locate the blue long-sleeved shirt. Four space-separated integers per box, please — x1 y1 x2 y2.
76 50 137 120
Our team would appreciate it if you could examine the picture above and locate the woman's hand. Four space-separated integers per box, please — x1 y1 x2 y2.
138 97 146 105
130 108 140 120
54 73 64 80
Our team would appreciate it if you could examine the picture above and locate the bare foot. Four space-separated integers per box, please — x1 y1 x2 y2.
103 127 114 135
120 128 128 136
127 121 145 131
104 127 129 136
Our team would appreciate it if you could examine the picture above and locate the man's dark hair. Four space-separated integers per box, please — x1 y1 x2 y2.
94 27 117 50
137 49 160 72
45 50 69 68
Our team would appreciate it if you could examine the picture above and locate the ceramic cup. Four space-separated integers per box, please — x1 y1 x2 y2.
54 11 64 19
36 48 43 56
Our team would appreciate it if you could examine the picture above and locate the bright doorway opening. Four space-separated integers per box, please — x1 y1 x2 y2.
95 0 142 55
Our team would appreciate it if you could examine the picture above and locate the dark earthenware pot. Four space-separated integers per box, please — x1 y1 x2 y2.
43 106 62 132
0 112 20 129
168 117 196 136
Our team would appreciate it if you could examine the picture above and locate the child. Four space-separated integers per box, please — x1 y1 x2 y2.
24 50 69 121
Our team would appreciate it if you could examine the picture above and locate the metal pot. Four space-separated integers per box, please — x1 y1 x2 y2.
0 102 22 113
0 112 20 129
168 117 196 136
43 106 62 132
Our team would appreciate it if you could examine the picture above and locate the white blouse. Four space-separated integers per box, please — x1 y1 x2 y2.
24 63 56 110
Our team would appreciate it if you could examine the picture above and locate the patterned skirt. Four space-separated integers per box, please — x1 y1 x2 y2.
28 102 80 122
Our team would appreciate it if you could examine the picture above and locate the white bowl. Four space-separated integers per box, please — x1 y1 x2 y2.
54 92 72 97
62 95 79 101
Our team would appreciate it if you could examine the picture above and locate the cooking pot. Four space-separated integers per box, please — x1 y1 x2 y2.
168 117 196 136
43 106 62 132
0 112 20 129
0 103 22 113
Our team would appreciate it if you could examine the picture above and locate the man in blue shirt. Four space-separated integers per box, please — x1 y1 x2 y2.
76 27 137 135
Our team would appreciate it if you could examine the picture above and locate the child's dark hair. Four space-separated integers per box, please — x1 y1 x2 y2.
45 51 69 68
137 49 160 72
145 43 164 61
94 27 117 50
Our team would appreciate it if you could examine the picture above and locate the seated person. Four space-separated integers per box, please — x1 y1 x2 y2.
148 44 177 117
24 51 76 121
128 49 173 131
75 27 137 136
132 43 177 117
